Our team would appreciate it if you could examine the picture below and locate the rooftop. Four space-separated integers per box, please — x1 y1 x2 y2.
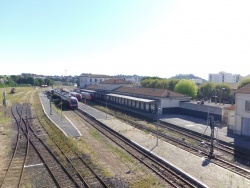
236 83 250 94
100 78 132 84
114 86 186 98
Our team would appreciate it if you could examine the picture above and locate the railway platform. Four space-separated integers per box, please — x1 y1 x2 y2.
90 101 250 150
39 92 82 138
92 100 250 150
77 102 250 187
159 114 250 150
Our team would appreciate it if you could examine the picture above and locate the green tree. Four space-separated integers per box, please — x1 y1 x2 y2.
238 78 250 89
174 79 198 98
214 83 231 104
26 77 35 85
44 78 54 86
10 75 20 83
199 82 216 100
5 77 16 86
35 78 45 86
168 79 179 91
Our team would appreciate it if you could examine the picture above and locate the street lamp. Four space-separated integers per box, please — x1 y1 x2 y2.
50 97 52 115
220 88 225 104
61 98 62 121
156 105 161 146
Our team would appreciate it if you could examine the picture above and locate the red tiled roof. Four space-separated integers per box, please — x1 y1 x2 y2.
114 86 186 98
100 78 132 84
236 83 250 94
225 105 235 110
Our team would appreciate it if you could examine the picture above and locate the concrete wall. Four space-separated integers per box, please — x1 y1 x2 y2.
227 110 236 132
160 98 180 108
180 102 222 115
160 96 190 108
161 102 223 121
235 93 250 135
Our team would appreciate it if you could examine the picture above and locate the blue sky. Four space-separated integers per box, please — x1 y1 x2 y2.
1 0 250 80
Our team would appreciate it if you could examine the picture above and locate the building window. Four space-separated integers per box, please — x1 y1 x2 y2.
245 101 250 112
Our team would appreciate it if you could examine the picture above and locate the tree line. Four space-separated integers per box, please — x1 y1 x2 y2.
0 75 54 87
141 77 250 103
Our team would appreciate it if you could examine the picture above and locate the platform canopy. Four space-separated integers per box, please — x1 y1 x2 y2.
81 89 96 93
107 93 155 103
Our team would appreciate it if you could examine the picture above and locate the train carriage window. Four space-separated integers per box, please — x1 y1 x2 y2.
71 99 78 104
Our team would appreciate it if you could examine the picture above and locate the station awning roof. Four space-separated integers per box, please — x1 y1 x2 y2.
107 93 155 103
81 89 96 93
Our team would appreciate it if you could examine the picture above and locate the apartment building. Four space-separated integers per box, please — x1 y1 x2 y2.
209 72 241 83
79 73 113 88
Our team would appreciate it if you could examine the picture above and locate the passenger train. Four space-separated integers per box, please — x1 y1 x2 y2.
81 91 94 101
51 89 78 110
69 92 82 101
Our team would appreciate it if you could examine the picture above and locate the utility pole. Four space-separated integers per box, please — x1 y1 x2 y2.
209 115 215 158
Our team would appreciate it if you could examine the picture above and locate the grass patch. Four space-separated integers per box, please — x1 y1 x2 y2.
109 145 135 165
129 175 164 188
0 115 9 124
90 129 103 141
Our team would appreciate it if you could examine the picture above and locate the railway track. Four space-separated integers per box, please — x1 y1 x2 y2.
35 115 112 187
0 104 29 188
158 120 250 159
88 103 250 180
75 109 206 188
2 103 83 187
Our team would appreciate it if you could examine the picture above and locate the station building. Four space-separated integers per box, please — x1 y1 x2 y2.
80 76 250 137
79 73 113 88
230 83 250 136
81 78 223 119
82 78 232 121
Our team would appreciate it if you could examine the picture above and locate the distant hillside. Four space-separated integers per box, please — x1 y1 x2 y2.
171 74 207 82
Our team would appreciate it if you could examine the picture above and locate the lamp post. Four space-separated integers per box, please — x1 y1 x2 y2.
61 98 62 121
222 88 225 105
220 88 225 104
50 97 52 115
213 89 217 104
156 105 161 146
